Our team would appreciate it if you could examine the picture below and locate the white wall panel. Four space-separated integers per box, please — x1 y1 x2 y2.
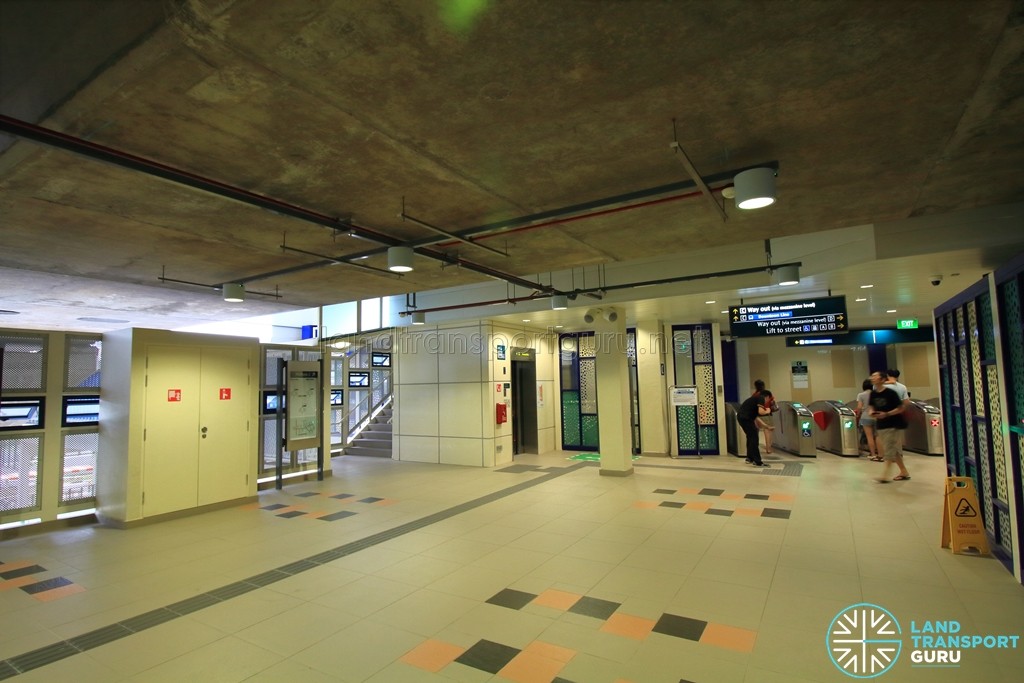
439 383 484 438
398 384 440 436
439 437 483 467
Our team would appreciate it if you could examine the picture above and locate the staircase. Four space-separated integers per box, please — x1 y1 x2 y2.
345 406 393 457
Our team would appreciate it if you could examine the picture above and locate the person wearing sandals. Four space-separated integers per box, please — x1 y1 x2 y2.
856 378 881 461
868 370 911 482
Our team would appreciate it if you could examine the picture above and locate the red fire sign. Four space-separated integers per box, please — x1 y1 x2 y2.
168 389 182 402
220 388 232 400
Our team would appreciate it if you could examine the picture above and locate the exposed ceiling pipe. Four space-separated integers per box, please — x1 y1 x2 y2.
1 114 779 303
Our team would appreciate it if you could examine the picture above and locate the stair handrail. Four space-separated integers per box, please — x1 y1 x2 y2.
347 369 392 441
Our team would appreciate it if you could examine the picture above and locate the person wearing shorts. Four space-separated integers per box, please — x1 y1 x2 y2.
868 370 910 482
856 378 880 461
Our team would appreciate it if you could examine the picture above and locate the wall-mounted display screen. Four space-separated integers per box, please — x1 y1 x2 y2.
262 391 286 414
348 371 370 387
0 397 45 430
330 389 343 406
371 352 391 367
729 296 848 338
62 395 99 426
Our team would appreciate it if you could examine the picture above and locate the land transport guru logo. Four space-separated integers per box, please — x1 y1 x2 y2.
827 602 1020 678
827 603 902 678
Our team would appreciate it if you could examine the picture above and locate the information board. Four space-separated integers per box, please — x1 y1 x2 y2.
286 361 322 452
729 296 848 338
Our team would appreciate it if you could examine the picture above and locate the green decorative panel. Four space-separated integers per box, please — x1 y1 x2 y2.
954 409 966 475
976 423 994 535
581 414 599 448
980 290 995 359
988 365 1008 503
697 364 715 425
959 344 972 422
676 405 697 449
562 391 581 447
580 359 597 413
937 315 947 360
969 300 984 417
1003 279 1024 423
699 425 717 451
1000 510 1013 555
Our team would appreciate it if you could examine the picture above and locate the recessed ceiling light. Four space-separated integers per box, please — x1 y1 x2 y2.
721 310 728 314
855 298 867 302
554 325 563 328
522 319 531 323
705 300 716 304
860 284 874 289
886 309 897 313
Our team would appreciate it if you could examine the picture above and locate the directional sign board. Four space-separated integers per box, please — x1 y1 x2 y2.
730 296 848 338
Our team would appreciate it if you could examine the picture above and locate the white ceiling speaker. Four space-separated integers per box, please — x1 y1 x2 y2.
387 246 414 272
411 311 426 325
222 283 245 302
771 264 800 286
602 308 618 322
551 294 568 310
733 167 777 209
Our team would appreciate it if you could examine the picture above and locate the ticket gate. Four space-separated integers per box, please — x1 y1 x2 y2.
774 401 818 457
903 400 944 455
725 402 741 456
807 400 860 456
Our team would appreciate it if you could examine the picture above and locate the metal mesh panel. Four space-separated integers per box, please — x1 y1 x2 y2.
626 331 636 365
65 336 102 390
692 327 712 363
999 509 1013 555
297 350 321 362
263 349 292 386
1 435 41 512
296 447 318 465
261 417 280 469
61 432 97 503
1 333 47 391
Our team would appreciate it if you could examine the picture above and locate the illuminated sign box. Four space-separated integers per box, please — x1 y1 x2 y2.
896 318 919 329
729 296 848 338
785 327 935 347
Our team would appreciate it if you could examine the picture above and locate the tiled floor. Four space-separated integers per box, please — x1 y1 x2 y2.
1 449 1023 682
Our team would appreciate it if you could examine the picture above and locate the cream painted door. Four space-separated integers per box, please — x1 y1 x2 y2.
142 344 251 517
142 345 201 517
197 346 250 505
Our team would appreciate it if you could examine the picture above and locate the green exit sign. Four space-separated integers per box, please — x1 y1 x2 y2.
897 318 919 329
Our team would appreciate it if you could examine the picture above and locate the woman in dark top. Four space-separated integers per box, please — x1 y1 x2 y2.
737 390 770 467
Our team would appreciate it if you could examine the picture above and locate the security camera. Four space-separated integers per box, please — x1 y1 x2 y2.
930 276 943 286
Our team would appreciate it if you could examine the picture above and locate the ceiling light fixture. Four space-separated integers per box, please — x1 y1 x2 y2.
860 284 874 289
771 264 800 286
387 246 414 272
733 167 777 209
551 294 568 310
583 308 599 324
411 311 426 325
222 283 245 302
855 297 867 302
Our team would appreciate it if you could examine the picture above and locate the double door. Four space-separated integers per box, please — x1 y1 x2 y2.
142 345 251 517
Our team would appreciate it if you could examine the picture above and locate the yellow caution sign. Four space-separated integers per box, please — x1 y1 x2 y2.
941 477 990 555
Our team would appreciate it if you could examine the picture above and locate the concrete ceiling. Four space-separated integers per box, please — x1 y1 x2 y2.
1 0 1023 334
